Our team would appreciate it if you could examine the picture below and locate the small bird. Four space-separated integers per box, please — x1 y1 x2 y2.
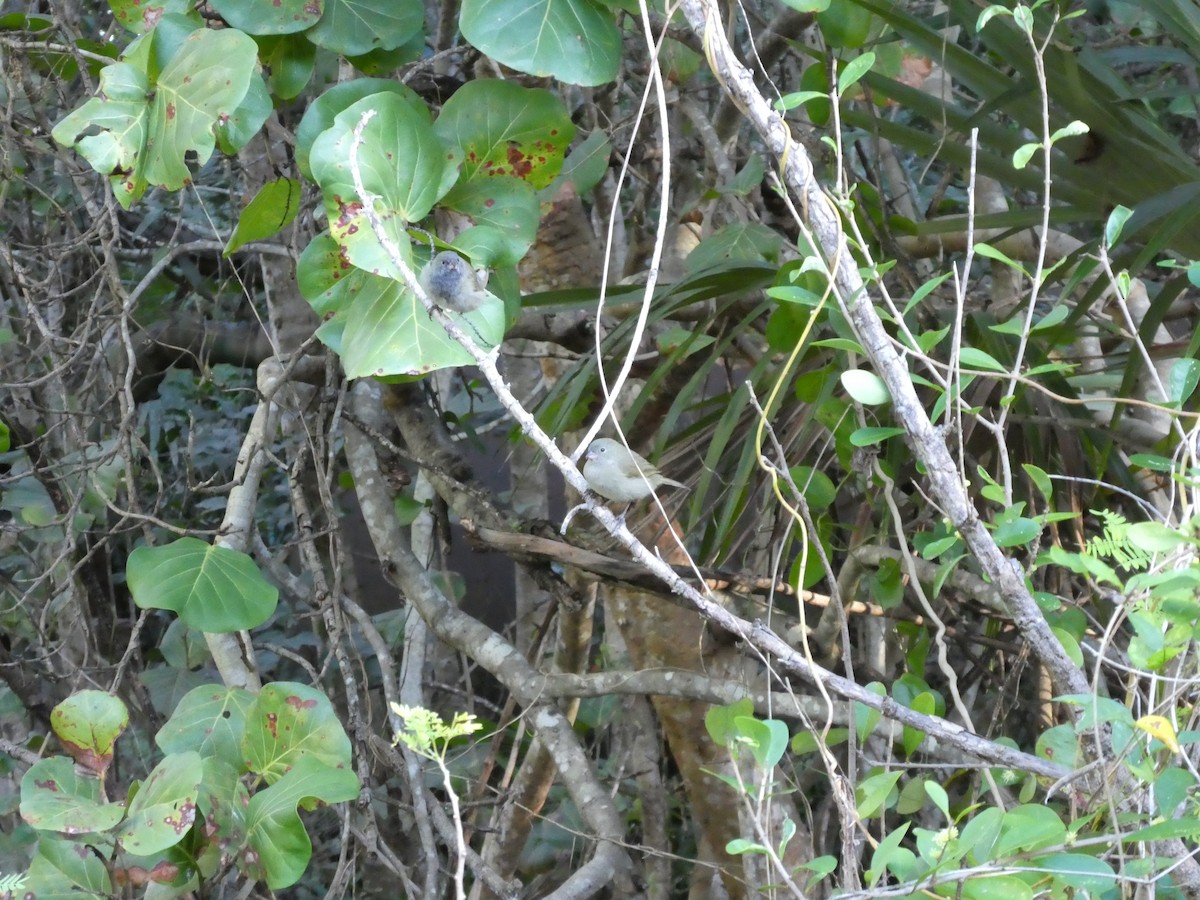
419 251 490 312
583 438 686 503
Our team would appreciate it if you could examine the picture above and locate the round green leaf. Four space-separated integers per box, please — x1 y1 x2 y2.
1030 853 1116 894
143 29 260 191
1126 521 1188 553
434 80 575 191
156 684 256 765
303 0 422 56
295 79 425 180
209 0 323 34
438 176 539 266
311 92 460 279
118 752 202 855
841 369 891 405
257 33 317 100
335 267 505 378
20 757 125 835
126 537 279 632
51 691 129 775
460 0 619 86
109 0 193 33
243 755 360 889
241 682 354 781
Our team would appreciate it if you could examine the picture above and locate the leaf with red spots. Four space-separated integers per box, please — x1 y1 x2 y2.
208 0 324 35
19 757 124 835
109 0 194 34
118 751 203 855
50 691 129 777
52 27 260 207
439 175 539 266
311 91 459 279
434 79 574 190
144 29 260 189
241 683 354 784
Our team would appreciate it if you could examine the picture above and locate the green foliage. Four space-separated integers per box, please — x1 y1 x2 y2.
459 0 620 86
126 538 279 633
52 25 263 207
20 685 358 895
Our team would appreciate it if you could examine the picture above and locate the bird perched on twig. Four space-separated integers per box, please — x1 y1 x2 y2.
419 251 490 312
583 438 686 503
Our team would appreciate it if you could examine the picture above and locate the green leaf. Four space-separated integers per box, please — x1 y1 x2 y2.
24 837 112 897
857 770 902 818
257 33 317 100
850 426 906 446
295 79 424 180
243 755 360 889
960 806 1004 864
1030 853 1116 894
435 80 573 191
52 62 151 205
156 684 256 765
734 716 789 770
1129 453 1175 472
438 176 540 266
992 516 1040 548
973 242 1028 275
460 0 620 86
904 271 952 314
1022 463 1052 502
304 0 423 56
1154 767 1195 818
958 346 1007 372
241 682 355 782
310 92 459 278
53 29 259 207
209 0 323 34
1012 141 1039 169
866 822 914 886
216 71 272 155
1168 357 1200 405
542 128 611 198
1048 119 1089 145
20 757 125 835
109 0 194 33
225 178 301 255
143 29 259 191
922 781 948 820
50 691 129 778
1126 521 1188 553
704 699 755 746
993 804 1067 857
855 683 886 743
837 51 876 96
1051 626 1084 667
776 90 829 112
126 537 279 632
1125 818 1200 841
841 369 891 405
326 262 505 378
959 875 1034 900
118 752 202 855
